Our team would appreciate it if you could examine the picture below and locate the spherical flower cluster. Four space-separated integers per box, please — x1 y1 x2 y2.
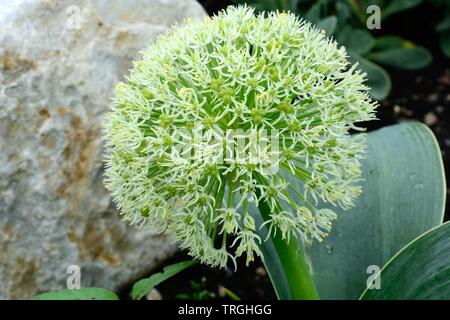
103 6 377 268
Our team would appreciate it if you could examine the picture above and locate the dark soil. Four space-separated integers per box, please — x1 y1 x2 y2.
131 1 449 300
141 252 276 300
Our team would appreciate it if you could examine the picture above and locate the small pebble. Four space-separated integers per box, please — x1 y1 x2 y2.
146 288 162 300
438 71 450 86
428 93 439 103
255 267 267 277
424 112 438 126
400 107 413 117
218 285 226 298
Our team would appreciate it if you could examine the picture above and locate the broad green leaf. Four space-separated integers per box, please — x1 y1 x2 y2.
361 222 450 300
306 122 446 299
342 29 375 55
348 52 391 100
316 16 337 36
373 36 404 51
254 122 446 300
382 0 422 19
367 47 432 70
131 260 197 300
32 288 119 300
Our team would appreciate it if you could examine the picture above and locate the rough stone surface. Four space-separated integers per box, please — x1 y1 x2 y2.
0 0 206 299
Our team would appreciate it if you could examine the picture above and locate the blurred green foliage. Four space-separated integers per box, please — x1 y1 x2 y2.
432 0 450 58
176 277 217 300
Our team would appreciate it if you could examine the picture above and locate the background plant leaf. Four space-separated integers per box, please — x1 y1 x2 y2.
439 30 450 58
304 2 322 24
436 16 450 32
276 0 300 12
367 47 432 70
316 16 337 36
336 2 351 29
32 288 119 300
348 52 391 100
345 0 366 24
131 260 197 300
373 35 404 50
340 29 375 55
382 0 422 20
361 222 450 300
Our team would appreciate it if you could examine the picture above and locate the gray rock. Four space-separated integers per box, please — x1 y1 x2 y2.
0 0 206 299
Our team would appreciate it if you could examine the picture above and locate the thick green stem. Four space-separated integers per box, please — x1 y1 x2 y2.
258 199 320 300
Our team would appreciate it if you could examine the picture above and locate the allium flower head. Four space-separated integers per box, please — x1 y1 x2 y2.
104 6 377 268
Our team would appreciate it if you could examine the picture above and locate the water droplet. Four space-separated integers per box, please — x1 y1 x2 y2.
326 245 333 255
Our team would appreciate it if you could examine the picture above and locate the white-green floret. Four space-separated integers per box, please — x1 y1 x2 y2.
103 6 377 268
